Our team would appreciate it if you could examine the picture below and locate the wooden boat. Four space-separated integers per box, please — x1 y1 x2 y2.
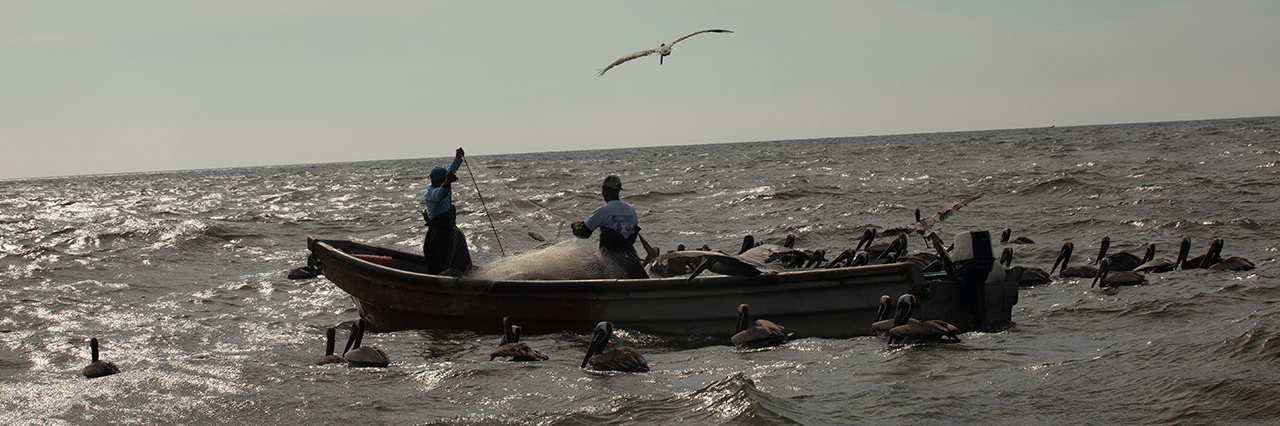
306 237 1020 337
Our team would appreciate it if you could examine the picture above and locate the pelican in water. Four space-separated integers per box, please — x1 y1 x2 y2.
81 338 121 379
1000 228 1035 244
1094 236 1143 271
490 317 549 362
1210 256 1255 271
597 29 734 76
1196 238 1255 271
1091 258 1146 288
1050 241 1097 278
872 294 918 336
342 319 389 368
309 327 346 365
1134 238 1190 274
581 322 649 372
1000 247 1050 286
885 294 962 345
730 304 792 349
1182 238 1223 269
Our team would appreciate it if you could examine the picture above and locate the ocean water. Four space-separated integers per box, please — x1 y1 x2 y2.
2 116 1278 425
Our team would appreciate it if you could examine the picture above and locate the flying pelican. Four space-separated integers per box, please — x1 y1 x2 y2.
876 194 984 239
490 317 549 362
730 304 792 349
342 319 389 368
1134 238 1190 274
1050 241 1097 278
81 338 121 379
885 294 962 345
1091 258 1146 288
309 327 346 365
597 29 734 76
581 322 649 372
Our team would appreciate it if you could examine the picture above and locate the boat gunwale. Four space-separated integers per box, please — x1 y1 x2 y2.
309 237 922 294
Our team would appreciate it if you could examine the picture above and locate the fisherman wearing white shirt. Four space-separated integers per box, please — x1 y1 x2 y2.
571 175 648 278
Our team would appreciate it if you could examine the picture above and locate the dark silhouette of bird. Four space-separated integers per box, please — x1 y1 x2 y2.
1001 247 1049 286
309 327 346 365
1134 238 1190 273
342 319 389 368
490 317 548 362
872 294 919 336
1091 258 1146 288
1050 241 1097 278
581 322 649 372
730 304 791 349
885 294 962 344
1000 228 1035 244
81 338 121 379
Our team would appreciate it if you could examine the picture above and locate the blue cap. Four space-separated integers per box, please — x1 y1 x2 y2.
430 167 447 181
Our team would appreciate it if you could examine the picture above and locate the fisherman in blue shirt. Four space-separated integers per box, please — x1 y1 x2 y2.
571 175 648 278
423 147 472 275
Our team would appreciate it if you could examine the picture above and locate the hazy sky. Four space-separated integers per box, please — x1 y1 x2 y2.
3 1 1278 180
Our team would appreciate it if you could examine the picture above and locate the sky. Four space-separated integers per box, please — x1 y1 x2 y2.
3 0 1279 180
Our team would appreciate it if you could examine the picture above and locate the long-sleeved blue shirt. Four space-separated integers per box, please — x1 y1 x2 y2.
423 154 464 221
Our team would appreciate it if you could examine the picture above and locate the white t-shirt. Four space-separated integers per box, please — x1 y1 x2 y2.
584 200 638 239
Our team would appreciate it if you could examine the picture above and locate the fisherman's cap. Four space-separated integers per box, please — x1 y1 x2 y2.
430 167 448 181
602 175 623 190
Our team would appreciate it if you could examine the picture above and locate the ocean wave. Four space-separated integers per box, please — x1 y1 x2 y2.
546 373 803 425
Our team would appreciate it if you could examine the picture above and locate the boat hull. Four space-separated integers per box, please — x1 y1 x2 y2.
308 237 1018 337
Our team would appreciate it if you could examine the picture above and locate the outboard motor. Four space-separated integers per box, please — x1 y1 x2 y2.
949 231 1000 332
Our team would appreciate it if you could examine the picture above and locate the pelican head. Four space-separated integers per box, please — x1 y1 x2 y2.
739 235 755 255
893 294 916 327
876 295 894 322
999 247 1013 268
735 304 751 334
855 228 876 252
1051 241 1074 274
581 321 614 368
1095 236 1111 265
1174 236 1191 269
500 317 516 345
1091 258 1113 288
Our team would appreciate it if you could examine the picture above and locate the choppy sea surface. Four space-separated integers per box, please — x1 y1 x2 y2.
2 117 1279 425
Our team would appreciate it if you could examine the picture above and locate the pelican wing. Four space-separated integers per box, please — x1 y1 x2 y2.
597 48 660 76
921 194 983 228
874 194 982 239
876 224 922 238
668 29 734 47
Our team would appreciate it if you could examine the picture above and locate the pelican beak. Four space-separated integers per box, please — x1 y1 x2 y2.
1051 243 1071 275
1091 259 1110 288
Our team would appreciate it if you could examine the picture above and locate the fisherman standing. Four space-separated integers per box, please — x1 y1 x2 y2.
423 147 472 276
571 175 648 278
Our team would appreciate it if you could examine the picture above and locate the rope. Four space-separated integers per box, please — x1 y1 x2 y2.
460 159 569 241
463 158 506 257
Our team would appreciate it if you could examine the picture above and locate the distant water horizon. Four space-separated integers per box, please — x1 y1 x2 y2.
8 115 1277 182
